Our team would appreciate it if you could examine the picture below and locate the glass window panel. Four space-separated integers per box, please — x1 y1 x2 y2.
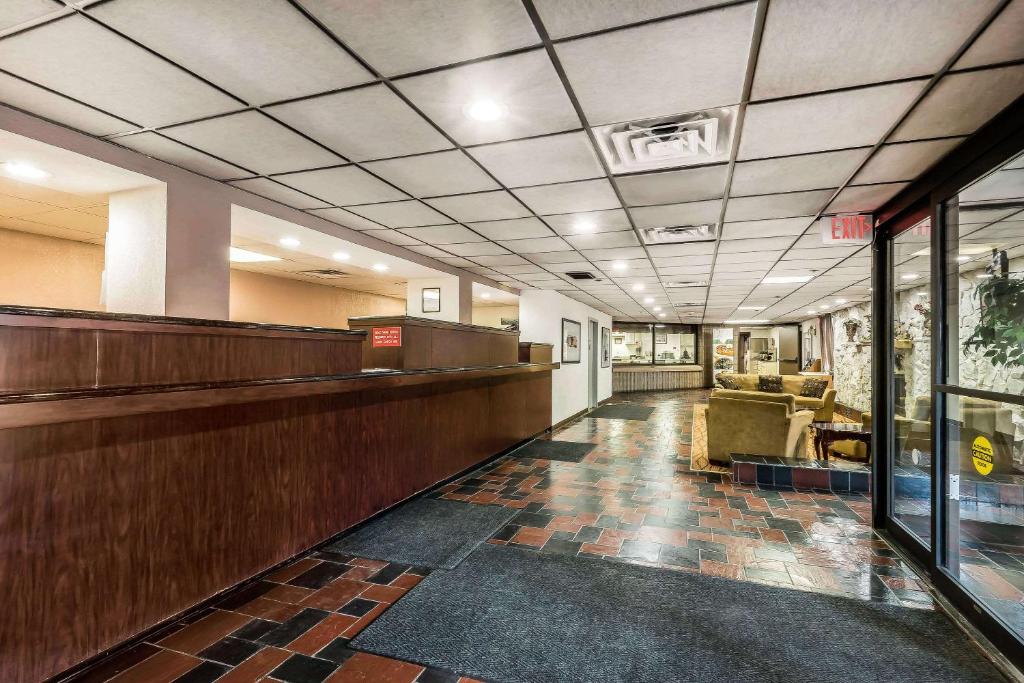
892 218 933 546
654 324 697 365
611 324 652 364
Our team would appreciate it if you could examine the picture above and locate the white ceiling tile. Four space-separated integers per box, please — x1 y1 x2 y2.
530 250 591 264
468 131 603 187
229 178 331 209
657 265 712 276
0 15 238 128
395 50 579 145
267 84 451 161
782 247 860 260
362 150 498 197
0 72 136 136
301 0 539 76
0 0 61 32
274 165 407 206
630 200 722 227
163 111 342 174
513 179 620 214
718 236 792 253
467 217 554 240
470 253 530 266
739 81 924 159
617 165 728 206
91 0 372 105
651 254 714 267
543 261 596 273
826 182 909 214
346 200 450 227
853 138 963 184
647 241 716 257
716 249 786 263
891 65 1024 141
731 149 869 197
398 224 486 244
363 229 422 246
426 191 530 222
444 241 511 257
406 244 451 258
114 131 250 179
720 217 812 240
533 0 731 39
496 264 547 274
724 189 834 222
543 208 632 235
556 4 756 125
564 231 640 250
752 0 997 100
307 207 386 231
499 236 573 253
435 255 477 267
955 0 1024 69
580 246 648 261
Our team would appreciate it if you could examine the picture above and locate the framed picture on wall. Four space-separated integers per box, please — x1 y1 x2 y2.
422 287 441 313
561 318 581 364
601 327 610 367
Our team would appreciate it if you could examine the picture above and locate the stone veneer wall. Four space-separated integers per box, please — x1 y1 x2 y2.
830 304 872 413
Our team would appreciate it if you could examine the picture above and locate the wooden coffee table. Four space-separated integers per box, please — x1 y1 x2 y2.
812 422 872 463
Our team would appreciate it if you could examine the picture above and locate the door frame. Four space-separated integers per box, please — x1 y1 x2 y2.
588 318 599 409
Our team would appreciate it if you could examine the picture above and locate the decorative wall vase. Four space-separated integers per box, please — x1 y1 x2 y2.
843 319 861 342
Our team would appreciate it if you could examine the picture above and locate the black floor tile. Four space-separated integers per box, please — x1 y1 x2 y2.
339 597 379 617
231 618 278 641
368 563 409 585
198 636 262 666
288 562 349 589
269 654 339 683
258 609 330 647
173 661 230 683
315 637 358 665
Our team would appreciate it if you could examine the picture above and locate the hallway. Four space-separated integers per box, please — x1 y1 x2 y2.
67 389 1005 683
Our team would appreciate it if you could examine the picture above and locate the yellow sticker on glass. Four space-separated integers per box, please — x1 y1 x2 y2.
972 435 994 476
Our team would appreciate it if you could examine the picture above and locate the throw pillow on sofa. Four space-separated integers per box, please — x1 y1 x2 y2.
800 378 829 398
718 375 741 390
758 375 784 393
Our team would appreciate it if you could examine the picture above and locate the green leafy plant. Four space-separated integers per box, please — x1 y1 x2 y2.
964 273 1024 368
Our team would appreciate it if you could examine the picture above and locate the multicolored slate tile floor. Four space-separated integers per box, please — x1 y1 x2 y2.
68 390 936 683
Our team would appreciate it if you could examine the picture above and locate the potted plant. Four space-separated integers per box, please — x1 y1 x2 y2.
964 264 1024 368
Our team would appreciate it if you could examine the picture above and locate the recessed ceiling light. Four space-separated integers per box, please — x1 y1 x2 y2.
653 306 662 312
464 99 507 122
574 219 596 233
658 313 666 318
738 306 764 311
901 273 919 280
229 247 280 263
372 263 389 272
835 298 847 304
279 237 300 248
612 261 628 271
806 309 817 315
724 319 769 324
643 296 654 304
763 275 813 284
819 304 830 309
956 255 970 262
481 292 491 299
631 283 645 292
3 161 50 180
332 251 350 261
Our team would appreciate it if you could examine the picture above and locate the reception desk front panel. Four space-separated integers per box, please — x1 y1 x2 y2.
0 308 553 682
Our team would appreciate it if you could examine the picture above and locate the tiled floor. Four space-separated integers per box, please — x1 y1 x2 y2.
68 389 935 683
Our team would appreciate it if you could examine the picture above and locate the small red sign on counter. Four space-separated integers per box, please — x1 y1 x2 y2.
371 326 402 348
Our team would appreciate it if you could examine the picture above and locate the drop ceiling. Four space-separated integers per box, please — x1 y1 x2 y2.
0 0 1021 323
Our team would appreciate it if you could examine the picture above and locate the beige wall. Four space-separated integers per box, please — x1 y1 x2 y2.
0 228 103 310
229 269 404 328
472 304 518 329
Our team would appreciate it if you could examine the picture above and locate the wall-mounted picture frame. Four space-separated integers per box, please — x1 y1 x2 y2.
421 287 441 313
561 318 581 364
601 327 611 368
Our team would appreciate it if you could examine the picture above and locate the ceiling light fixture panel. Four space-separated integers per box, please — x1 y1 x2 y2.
592 106 737 174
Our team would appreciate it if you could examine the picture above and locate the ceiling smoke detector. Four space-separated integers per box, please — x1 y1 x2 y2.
640 223 717 245
298 269 349 279
593 107 737 173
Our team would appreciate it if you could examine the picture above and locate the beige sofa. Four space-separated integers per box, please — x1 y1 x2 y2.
718 373 836 422
707 389 816 465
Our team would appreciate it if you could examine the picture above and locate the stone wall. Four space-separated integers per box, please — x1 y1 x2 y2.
830 304 872 412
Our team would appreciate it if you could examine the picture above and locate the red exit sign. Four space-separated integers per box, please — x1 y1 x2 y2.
371 326 402 348
820 213 873 245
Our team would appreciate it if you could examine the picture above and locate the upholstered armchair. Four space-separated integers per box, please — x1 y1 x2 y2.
707 389 816 465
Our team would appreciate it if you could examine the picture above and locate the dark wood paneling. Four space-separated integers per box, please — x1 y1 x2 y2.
0 369 553 683
351 317 519 370
519 342 553 364
0 325 97 392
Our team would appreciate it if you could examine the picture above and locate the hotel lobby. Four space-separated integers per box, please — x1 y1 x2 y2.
1 1 1023 681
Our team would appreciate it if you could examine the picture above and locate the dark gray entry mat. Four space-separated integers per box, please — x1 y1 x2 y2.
325 498 517 570
512 439 596 463
351 544 1003 683
587 403 655 420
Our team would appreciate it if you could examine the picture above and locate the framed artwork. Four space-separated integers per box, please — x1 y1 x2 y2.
561 318 581 364
601 327 611 368
421 287 441 313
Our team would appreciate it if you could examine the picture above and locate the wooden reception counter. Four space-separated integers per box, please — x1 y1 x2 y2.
348 315 519 369
0 306 554 682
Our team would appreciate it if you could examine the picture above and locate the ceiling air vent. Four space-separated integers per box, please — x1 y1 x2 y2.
297 269 349 279
640 223 717 245
593 106 737 173
565 271 598 280
664 280 708 289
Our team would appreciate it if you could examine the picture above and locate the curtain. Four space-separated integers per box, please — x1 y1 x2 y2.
818 314 834 374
